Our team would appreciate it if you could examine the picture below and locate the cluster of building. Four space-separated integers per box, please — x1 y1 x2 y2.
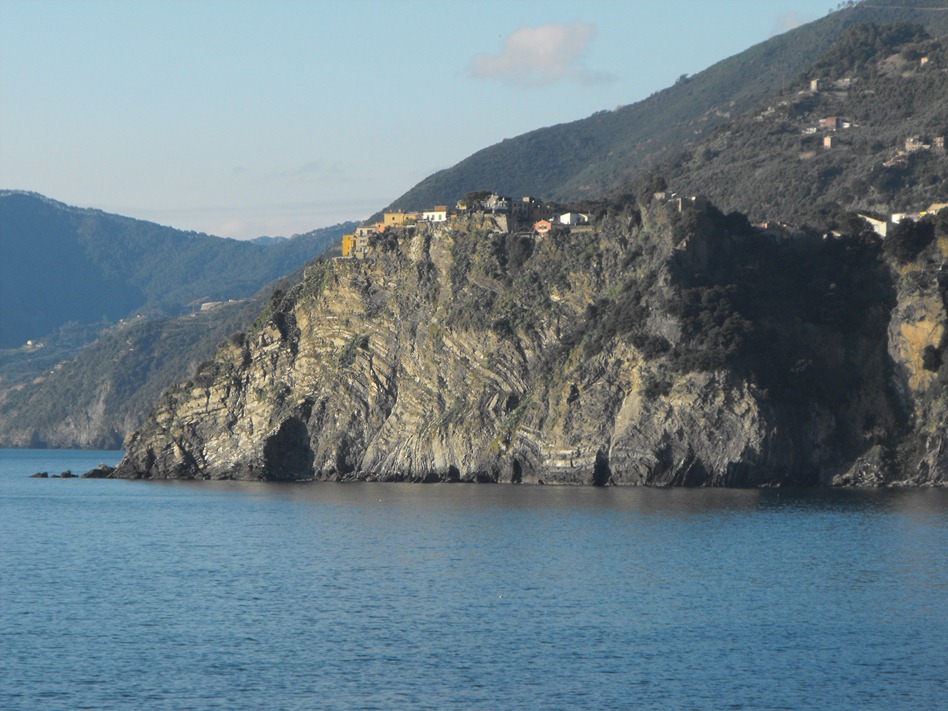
804 115 945 158
800 115 855 150
802 63 946 156
905 135 946 152
341 193 595 258
341 206 448 259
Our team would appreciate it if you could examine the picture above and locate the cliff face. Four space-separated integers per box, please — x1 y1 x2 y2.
114 203 948 486
873 237 948 484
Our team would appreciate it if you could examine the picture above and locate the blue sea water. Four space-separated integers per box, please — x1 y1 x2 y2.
1 449 946 710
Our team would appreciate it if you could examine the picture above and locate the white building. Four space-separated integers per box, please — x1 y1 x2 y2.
422 206 448 222
857 214 887 238
485 194 511 213
559 212 590 226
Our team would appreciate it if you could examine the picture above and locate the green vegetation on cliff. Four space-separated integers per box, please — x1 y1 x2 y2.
0 302 258 449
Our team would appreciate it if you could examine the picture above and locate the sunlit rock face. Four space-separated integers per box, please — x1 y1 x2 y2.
114 204 948 487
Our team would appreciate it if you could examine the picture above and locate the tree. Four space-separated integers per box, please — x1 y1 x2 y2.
884 219 935 264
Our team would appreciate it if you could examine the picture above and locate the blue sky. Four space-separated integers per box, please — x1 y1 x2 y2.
1 0 838 239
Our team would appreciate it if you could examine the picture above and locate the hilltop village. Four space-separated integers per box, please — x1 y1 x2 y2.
341 193 596 259
341 187 946 259
337 47 948 260
793 68 945 160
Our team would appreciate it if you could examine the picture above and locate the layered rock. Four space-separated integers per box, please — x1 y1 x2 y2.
114 203 947 486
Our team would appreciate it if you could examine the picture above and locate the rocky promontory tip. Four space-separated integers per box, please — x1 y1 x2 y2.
81 464 115 479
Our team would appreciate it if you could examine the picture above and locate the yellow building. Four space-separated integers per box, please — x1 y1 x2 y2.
341 233 356 257
383 211 413 227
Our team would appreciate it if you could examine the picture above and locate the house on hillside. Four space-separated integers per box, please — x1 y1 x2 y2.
559 212 590 226
893 203 948 224
341 233 356 257
341 232 371 258
656 193 708 213
534 219 553 235
512 196 539 220
383 211 415 228
891 210 923 223
422 206 448 222
485 194 511 213
756 220 804 243
857 214 887 238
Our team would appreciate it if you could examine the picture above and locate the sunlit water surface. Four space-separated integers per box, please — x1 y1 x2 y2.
1 449 946 710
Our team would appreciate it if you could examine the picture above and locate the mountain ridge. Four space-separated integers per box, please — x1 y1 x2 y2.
385 1 948 214
642 21 948 226
0 190 354 349
0 192 351 447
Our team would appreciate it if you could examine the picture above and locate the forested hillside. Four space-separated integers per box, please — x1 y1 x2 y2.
0 192 350 448
385 1 948 213
650 23 948 225
0 279 302 450
0 191 353 348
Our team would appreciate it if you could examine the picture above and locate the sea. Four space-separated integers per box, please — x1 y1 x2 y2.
1 449 946 710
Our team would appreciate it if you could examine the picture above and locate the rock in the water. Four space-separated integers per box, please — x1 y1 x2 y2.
30 471 49 478
59 470 76 478
81 464 115 479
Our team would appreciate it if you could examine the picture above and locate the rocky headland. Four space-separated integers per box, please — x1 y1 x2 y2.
112 198 948 486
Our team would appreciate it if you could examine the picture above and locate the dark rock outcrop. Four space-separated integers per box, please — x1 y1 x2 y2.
81 464 115 479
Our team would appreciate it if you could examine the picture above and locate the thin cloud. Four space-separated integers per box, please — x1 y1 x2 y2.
469 22 614 87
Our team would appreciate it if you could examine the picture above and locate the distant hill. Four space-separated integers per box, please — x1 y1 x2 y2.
0 191 354 349
648 22 948 225
0 191 353 448
385 0 948 213
0 269 312 449
0 301 257 449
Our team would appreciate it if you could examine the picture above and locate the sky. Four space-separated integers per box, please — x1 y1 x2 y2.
1 0 840 239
